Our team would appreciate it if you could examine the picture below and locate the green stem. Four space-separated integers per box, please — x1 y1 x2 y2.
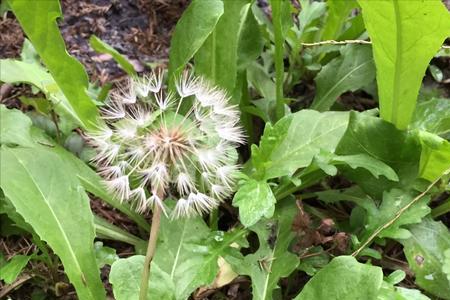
209 208 219 231
431 197 450 218
270 0 285 121
139 199 163 300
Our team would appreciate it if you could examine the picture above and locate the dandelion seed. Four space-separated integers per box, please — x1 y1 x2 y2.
176 72 199 97
86 70 244 217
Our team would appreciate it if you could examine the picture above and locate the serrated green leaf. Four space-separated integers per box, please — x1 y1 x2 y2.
233 179 276 227
401 218 450 299
252 110 349 180
336 111 421 198
228 201 299 300
0 255 31 284
321 0 357 40
357 0 450 129
8 0 99 129
294 256 383 300
168 0 224 80
90 35 136 76
0 146 105 300
311 45 375 111
309 150 398 181
361 188 431 242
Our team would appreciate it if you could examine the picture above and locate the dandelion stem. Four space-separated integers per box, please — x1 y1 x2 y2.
139 190 164 300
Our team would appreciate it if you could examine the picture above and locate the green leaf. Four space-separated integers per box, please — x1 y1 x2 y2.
443 249 450 283
233 179 276 227
0 59 81 127
142 207 245 300
0 147 105 300
411 98 450 136
237 4 263 71
90 35 136 76
321 0 357 40
0 105 34 147
309 151 398 181
110 255 176 300
8 0 99 129
401 218 450 299
168 0 224 79
94 241 119 268
252 110 349 180
357 0 450 129
228 201 299 300
418 131 450 181
310 45 375 111
0 105 148 231
270 0 286 121
294 256 383 300
336 112 421 198
0 255 31 284
378 281 431 300
195 0 251 93
361 188 431 242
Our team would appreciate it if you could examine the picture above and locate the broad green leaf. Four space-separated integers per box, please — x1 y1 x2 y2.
321 0 357 40
418 131 450 181
237 4 263 71
378 281 431 300
0 255 31 284
357 0 450 129
110 255 176 300
310 45 375 111
168 0 224 79
0 146 105 300
401 218 450 299
147 207 245 300
252 110 349 180
0 59 80 127
444 249 450 282
0 105 34 147
336 112 421 198
232 179 276 227
8 0 99 129
195 0 251 93
361 189 431 242
90 35 136 76
294 256 383 300
0 105 148 230
411 98 450 136
228 201 299 300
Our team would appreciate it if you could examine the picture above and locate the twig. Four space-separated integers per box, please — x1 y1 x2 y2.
0 274 33 298
301 39 450 50
352 169 449 257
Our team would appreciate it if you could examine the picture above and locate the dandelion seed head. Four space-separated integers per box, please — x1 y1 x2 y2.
86 70 244 218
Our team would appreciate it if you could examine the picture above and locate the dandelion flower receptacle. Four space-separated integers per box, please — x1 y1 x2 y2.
87 71 245 219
